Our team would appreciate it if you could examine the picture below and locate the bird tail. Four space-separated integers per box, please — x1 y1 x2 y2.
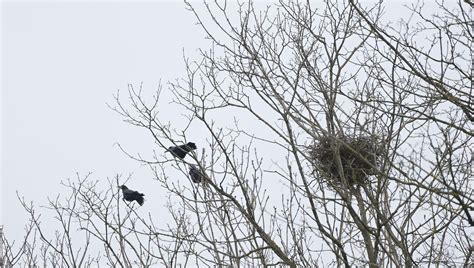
137 194 145 206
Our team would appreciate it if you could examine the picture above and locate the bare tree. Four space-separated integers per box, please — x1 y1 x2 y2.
4 1 472 267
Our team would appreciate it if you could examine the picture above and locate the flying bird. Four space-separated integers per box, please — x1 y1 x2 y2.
168 142 197 159
189 165 203 183
119 185 145 206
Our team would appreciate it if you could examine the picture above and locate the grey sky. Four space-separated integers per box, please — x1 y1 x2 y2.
2 1 211 242
1 0 456 261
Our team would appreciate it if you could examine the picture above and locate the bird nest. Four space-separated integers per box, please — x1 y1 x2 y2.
309 134 385 188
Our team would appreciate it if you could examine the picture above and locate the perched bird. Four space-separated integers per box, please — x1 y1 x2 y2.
168 142 197 159
119 185 145 206
189 165 203 183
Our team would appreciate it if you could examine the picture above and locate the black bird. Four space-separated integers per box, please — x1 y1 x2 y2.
119 185 145 206
168 142 197 159
189 165 203 183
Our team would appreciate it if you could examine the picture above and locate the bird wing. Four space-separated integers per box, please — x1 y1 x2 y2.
123 189 135 195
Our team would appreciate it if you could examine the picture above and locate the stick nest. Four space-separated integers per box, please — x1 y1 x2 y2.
309 134 385 188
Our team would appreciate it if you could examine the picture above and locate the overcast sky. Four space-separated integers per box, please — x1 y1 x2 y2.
1 1 217 242
1 0 450 258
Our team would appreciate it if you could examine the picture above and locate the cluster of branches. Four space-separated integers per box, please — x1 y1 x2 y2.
4 0 473 267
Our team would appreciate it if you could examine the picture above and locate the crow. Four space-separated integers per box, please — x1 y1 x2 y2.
189 165 203 183
168 142 197 159
119 185 145 206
